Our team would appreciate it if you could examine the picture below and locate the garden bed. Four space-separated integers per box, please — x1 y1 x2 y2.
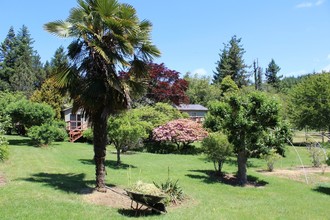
259 166 330 184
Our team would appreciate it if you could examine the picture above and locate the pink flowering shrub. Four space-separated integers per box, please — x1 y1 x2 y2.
152 119 208 150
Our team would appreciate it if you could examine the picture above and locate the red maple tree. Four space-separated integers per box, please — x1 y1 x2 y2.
146 63 189 105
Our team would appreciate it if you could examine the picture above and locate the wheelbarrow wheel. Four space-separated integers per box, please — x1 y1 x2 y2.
151 203 166 214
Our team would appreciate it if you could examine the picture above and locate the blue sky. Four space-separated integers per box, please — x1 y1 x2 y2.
0 0 329 79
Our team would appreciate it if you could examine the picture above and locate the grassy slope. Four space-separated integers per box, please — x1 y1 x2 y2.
0 136 329 220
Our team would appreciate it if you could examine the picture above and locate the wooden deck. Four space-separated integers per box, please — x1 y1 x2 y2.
66 120 88 142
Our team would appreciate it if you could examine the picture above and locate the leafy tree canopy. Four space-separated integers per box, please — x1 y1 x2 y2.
108 111 148 164
6 99 55 135
204 91 291 185
289 72 330 131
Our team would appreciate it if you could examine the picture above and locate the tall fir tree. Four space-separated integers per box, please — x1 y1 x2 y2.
31 46 70 118
50 46 68 69
213 35 249 88
3 25 45 96
213 48 229 84
265 59 282 89
0 27 18 90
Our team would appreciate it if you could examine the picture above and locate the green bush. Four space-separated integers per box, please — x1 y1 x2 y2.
82 128 93 143
326 153 330 166
202 132 233 175
308 146 325 167
260 148 282 172
145 141 177 154
0 129 9 161
6 100 55 135
28 121 68 146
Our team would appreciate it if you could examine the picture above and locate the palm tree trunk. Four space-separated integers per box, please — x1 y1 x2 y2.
237 150 248 185
93 113 108 192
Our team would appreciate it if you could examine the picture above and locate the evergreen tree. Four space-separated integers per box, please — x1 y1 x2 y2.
33 53 46 88
265 59 282 89
31 47 70 118
50 46 68 69
7 25 43 96
213 35 249 88
213 48 229 84
0 27 18 90
10 61 35 97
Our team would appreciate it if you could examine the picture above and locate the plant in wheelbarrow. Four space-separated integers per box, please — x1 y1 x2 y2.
125 181 167 214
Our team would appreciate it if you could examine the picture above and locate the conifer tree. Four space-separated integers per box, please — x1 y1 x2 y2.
265 59 282 89
213 36 249 88
0 27 18 90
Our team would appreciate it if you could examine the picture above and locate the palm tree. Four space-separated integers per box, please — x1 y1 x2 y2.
44 0 160 192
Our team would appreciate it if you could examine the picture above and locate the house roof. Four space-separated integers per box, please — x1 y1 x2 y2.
175 104 208 111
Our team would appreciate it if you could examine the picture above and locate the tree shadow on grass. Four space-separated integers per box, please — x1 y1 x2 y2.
19 172 95 194
8 138 35 147
313 186 330 196
79 159 137 170
8 138 61 148
186 169 268 187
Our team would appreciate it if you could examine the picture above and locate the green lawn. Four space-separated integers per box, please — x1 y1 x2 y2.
0 135 329 220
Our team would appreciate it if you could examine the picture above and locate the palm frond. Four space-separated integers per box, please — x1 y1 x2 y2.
43 20 72 38
95 0 119 18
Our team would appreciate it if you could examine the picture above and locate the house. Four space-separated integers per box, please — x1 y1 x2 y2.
62 107 89 142
175 104 208 123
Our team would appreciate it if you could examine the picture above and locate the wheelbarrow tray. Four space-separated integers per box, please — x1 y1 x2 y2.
125 190 166 206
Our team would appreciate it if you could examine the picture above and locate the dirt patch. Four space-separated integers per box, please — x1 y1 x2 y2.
83 187 132 209
259 166 330 184
0 173 6 187
82 186 192 212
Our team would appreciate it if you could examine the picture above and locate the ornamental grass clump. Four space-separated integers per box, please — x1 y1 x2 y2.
154 179 184 205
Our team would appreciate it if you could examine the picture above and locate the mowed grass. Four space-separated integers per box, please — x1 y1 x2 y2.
0 135 329 220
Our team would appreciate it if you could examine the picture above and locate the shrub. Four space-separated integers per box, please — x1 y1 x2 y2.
308 145 325 167
260 148 282 172
153 119 208 152
82 128 93 143
202 132 233 175
28 121 68 146
326 153 330 166
6 100 55 135
0 128 9 161
145 141 177 154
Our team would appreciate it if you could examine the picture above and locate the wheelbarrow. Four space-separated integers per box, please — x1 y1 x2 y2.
125 190 167 214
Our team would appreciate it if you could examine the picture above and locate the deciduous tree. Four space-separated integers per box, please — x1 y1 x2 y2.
289 73 330 132
205 91 290 185
108 112 148 165
202 132 233 175
145 63 189 105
